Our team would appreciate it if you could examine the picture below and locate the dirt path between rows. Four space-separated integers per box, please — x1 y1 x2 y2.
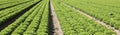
63 2 120 35
50 0 63 35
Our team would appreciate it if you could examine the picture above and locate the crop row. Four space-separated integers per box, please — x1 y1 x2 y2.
0 0 22 4
11 0 49 35
0 0 40 25
0 0 32 9
63 0 120 30
78 0 120 7
0 0 49 35
52 0 116 35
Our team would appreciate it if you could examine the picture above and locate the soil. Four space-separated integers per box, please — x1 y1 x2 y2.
50 0 63 35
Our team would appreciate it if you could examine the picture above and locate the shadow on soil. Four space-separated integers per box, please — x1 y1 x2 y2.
48 1 54 35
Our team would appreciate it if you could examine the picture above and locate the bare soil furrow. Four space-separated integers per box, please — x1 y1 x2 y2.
49 0 63 35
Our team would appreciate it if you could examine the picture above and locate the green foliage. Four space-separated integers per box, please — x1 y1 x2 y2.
52 0 117 35
63 0 120 30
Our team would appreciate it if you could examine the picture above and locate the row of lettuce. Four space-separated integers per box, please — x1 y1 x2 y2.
52 0 116 35
0 0 33 9
0 0 39 25
0 0 49 35
62 0 120 30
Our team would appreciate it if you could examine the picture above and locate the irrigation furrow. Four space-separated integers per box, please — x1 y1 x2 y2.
50 0 63 35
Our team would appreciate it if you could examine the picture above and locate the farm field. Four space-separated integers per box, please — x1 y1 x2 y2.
0 0 120 35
